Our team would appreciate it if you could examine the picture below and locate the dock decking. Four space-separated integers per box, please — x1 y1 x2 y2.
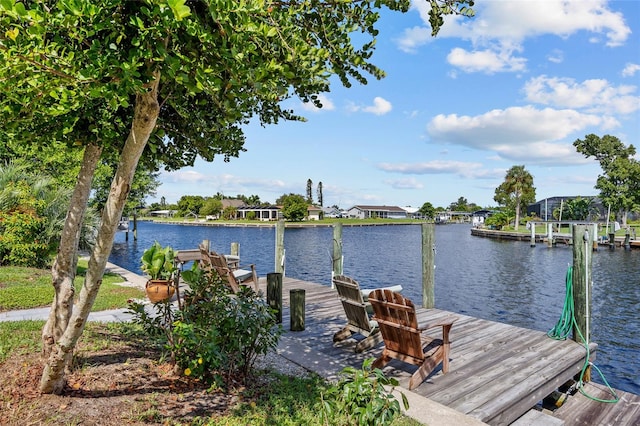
258 276 638 426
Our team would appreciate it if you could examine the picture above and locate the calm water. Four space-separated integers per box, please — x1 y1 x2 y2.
110 221 639 395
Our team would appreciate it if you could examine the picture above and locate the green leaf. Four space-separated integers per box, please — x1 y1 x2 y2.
167 0 191 21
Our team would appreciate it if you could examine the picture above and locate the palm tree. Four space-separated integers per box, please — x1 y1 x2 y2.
494 165 536 230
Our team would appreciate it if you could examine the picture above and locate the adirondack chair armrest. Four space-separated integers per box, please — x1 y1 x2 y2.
418 315 457 332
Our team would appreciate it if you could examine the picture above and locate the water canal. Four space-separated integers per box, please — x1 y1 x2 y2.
109 221 639 395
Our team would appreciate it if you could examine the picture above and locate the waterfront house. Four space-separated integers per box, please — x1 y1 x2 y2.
346 205 408 219
237 205 281 221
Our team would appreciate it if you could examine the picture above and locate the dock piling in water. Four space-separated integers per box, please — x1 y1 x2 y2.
422 223 435 309
275 219 285 276
572 224 593 382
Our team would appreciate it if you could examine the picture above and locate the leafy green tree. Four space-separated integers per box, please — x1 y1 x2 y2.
484 210 513 230
279 193 309 221
449 197 469 211
177 195 205 217
494 165 536 230
237 194 261 206
419 202 436 219
222 206 238 220
0 0 473 394
0 162 97 266
555 197 600 221
574 134 640 225
200 198 223 217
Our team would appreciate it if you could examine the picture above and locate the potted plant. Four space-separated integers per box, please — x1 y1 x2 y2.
141 241 177 303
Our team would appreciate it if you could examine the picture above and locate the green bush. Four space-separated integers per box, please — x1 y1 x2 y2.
128 264 282 388
321 358 409 426
0 209 49 267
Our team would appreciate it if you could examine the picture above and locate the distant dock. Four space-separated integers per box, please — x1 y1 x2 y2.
471 227 640 249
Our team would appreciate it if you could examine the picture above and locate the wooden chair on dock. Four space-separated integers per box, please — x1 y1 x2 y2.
332 275 391 353
199 245 258 293
368 289 457 390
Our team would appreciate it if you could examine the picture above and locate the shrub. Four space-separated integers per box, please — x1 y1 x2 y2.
128 264 282 388
321 358 409 426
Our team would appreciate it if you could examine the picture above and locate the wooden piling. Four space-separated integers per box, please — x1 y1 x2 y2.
275 219 285 276
572 224 592 381
290 289 305 331
624 229 631 250
332 223 343 284
230 242 240 257
267 272 282 323
592 223 598 251
422 223 435 309
547 223 553 248
530 222 536 247
133 214 138 241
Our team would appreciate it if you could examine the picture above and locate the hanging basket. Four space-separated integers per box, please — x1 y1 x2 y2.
145 279 175 303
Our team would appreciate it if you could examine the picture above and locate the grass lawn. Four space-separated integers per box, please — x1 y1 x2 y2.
0 260 145 312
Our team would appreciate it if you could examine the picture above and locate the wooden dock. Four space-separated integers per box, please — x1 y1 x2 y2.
259 276 639 426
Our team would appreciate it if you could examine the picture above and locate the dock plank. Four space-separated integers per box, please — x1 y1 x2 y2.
552 382 640 426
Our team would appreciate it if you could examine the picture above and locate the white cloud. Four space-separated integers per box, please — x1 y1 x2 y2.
385 177 425 190
426 106 605 164
524 75 640 115
447 47 526 74
300 94 335 112
349 97 393 115
378 160 503 179
547 49 564 64
400 0 631 73
622 63 640 77
162 170 207 183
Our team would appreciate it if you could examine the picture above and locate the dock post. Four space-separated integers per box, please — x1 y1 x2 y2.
547 223 553 248
133 213 138 241
230 242 240 257
332 223 343 287
267 272 282 324
592 223 598 251
275 219 285 276
530 222 536 247
201 239 210 251
608 232 615 249
422 223 435 309
572 224 593 382
290 289 305 331
624 229 631 250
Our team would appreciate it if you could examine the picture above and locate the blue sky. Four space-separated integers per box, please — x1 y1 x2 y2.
151 0 640 210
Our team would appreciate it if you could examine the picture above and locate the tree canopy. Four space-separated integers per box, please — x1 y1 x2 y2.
574 134 640 225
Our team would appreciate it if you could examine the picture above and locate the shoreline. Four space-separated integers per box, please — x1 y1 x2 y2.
137 218 428 228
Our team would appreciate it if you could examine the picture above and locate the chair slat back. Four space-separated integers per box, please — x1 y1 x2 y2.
333 275 373 332
199 245 240 293
369 289 424 361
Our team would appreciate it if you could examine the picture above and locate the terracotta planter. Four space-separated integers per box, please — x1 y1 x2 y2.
145 279 175 303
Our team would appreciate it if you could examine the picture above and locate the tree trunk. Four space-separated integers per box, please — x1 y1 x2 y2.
40 76 160 394
42 143 103 362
